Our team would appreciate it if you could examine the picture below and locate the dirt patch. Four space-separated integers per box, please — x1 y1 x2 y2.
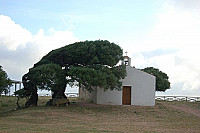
162 101 200 118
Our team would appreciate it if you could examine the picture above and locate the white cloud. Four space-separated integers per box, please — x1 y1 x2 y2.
0 15 79 80
167 0 200 10
128 1 200 96
33 28 78 56
0 15 33 50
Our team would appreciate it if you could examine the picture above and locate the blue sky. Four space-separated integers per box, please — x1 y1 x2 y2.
0 0 157 39
0 0 200 96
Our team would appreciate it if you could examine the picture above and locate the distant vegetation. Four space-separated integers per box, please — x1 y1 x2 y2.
0 66 12 96
141 67 170 92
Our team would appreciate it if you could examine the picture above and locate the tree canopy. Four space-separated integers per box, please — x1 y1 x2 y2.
22 40 126 106
0 66 12 96
23 63 67 97
141 67 170 92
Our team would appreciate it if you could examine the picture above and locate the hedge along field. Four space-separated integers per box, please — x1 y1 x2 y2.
0 96 200 133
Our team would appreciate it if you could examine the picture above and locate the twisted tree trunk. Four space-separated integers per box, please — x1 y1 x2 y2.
46 84 67 106
25 86 38 107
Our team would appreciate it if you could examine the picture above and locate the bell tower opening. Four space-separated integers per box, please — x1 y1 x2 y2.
122 51 131 66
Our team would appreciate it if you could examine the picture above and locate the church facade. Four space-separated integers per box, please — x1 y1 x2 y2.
79 56 156 106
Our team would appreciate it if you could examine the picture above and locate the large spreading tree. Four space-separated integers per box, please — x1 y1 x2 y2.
141 67 170 92
22 40 126 106
0 66 12 96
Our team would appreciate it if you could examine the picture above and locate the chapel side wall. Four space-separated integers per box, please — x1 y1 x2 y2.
97 88 122 105
123 66 155 106
79 86 97 103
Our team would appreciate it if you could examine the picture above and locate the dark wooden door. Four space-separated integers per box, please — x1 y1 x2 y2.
122 86 131 105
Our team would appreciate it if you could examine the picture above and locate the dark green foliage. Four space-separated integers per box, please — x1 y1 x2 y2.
68 65 126 91
35 40 123 67
0 66 12 96
14 89 29 99
27 63 66 91
141 67 170 92
22 40 126 106
14 88 30 108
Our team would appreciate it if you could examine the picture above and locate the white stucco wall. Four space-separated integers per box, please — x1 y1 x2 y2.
96 66 155 106
123 66 155 106
97 88 122 105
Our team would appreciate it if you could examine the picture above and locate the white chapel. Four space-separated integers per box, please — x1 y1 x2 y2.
79 55 156 106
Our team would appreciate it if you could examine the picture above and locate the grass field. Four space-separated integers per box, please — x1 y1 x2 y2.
0 96 200 133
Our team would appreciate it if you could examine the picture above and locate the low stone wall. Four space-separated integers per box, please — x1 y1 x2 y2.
79 86 97 103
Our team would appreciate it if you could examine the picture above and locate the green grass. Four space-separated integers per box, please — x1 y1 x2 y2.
0 96 20 114
0 96 51 115
0 97 200 133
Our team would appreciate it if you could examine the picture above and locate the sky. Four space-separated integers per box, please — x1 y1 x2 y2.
0 0 200 96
